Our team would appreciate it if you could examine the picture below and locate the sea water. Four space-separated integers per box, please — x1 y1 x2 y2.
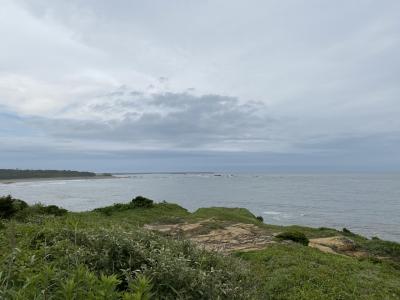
1 173 399 242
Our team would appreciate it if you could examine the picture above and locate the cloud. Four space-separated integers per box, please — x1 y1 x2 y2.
27 90 277 152
0 0 400 171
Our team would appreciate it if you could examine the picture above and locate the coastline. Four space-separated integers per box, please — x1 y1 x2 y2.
0 175 114 184
1 196 399 298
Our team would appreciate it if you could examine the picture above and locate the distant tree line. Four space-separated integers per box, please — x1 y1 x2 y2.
0 169 97 180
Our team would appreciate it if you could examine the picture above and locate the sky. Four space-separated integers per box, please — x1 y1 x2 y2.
0 0 399 172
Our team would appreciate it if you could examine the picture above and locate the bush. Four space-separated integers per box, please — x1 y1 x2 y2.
95 206 114 216
318 227 331 230
37 204 68 216
276 231 309 246
0 223 259 299
131 196 154 208
362 239 400 259
0 195 15 218
94 196 155 215
342 227 352 234
0 196 68 221
0 195 28 219
256 216 264 222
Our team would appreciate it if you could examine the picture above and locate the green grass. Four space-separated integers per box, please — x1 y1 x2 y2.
77 202 191 228
1 197 400 299
76 201 400 266
192 207 260 223
0 215 258 299
284 225 342 238
237 244 400 299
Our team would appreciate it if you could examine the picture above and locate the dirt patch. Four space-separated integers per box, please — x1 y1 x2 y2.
309 243 338 255
145 222 202 233
310 236 356 251
309 236 368 257
145 221 275 253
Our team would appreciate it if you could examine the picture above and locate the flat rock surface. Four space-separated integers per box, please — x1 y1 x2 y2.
145 221 275 253
145 222 367 257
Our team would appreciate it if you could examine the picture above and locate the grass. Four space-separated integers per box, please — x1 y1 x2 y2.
88 202 191 227
192 207 261 224
236 244 400 299
1 196 400 299
0 215 257 299
77 201 400 266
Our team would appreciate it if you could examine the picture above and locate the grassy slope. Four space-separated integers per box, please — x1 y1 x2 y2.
0 209 256 299
237 245 400 299
1 200 400 299
85 203 400 299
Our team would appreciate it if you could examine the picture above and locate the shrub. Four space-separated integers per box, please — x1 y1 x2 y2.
0 195 15 218
0 196 68 221
0 223 259 299
0 195 28 219
94 196 155 215
342 227 352 234
256 216 264 222
318 227 331 230
126 274 154 300
131 196 154 208
276 231 309 246
96 206 114 216
38 204 68 216
362 239 400 259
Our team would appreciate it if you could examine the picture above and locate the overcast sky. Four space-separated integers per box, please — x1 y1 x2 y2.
1 0 399 172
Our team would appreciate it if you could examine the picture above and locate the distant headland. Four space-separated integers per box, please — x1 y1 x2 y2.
0 169 112 183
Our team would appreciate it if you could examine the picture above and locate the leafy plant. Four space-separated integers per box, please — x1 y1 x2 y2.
131 196 154 208
0 195 28 219
276 231 309 246
94 196 154 215
124 274 154 300
342 227 353 234
1 195 400 299
0 219 258 299
36 204 68 216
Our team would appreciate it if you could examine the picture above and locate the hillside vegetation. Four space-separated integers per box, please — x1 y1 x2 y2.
0 169 98 180
0 195 399 299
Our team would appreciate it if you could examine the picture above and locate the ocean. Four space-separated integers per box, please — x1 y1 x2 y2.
1 173 399 242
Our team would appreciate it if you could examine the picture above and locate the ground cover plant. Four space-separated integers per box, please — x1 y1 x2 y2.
275 230 309 246
236 243 400 300
0 195 399 299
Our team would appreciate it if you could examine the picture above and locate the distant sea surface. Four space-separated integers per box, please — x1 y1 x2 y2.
1 173 399 242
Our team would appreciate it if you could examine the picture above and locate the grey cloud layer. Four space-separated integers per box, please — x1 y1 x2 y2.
1 0 400 171
31 91 274 150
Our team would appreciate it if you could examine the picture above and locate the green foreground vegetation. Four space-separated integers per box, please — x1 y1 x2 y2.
0 195 399 299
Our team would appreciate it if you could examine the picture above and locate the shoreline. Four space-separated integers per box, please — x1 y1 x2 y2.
0 175 115 184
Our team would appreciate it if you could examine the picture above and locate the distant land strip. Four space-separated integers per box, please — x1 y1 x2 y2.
0 169 111 180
